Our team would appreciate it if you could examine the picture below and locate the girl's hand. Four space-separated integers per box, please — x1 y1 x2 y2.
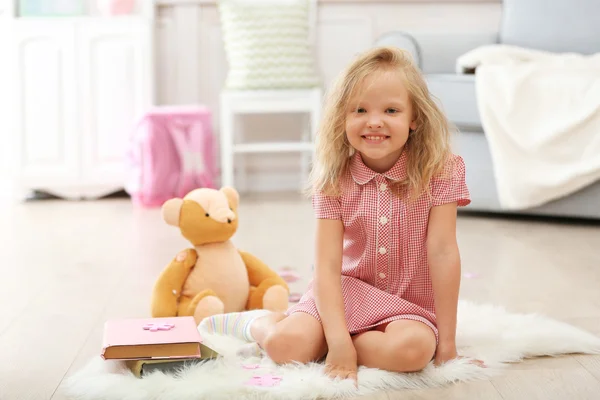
433 342 458 366
434 341 486 368
324 340 358 386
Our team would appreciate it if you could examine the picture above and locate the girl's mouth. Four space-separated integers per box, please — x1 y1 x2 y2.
361 135 390 143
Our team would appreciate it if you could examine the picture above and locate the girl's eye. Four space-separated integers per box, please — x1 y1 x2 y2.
356 108 366 113
386 108 398 114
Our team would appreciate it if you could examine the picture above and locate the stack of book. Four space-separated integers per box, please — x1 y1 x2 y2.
101 316 218 378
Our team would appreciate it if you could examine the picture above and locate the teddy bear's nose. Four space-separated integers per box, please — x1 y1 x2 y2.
210 209 236 223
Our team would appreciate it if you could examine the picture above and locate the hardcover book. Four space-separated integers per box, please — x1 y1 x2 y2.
101 316 212 360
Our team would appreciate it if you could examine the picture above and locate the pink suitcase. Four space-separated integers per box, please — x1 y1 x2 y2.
125 105 217 207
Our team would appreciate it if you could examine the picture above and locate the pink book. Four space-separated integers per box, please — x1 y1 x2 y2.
101 316 207 360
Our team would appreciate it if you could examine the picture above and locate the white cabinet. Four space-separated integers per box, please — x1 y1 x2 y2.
10 22 79 189
78 20 153 194
6 17 153 200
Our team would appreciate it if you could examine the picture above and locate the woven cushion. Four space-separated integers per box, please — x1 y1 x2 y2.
218 0 320 90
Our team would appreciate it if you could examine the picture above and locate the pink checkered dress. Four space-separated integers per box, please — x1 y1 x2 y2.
286 150 471 340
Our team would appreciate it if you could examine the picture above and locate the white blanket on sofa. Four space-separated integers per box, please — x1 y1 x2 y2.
456 45 600 210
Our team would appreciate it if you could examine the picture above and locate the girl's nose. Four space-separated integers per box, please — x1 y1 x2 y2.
367 118 383 129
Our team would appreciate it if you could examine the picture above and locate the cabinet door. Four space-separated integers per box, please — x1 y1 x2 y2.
78 20 153 187
0 19 11 198
0 0 13 19
10 22 79 186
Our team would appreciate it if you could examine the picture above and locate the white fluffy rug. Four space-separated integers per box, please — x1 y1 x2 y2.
64 301 600 400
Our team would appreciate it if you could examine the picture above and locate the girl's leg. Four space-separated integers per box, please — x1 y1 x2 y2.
252 312 328 364
200 310 328 364
352 319 437 373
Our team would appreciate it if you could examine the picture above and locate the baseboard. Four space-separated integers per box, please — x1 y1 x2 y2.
0 168 306 202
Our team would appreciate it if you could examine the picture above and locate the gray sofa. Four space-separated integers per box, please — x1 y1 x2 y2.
375 0 600 220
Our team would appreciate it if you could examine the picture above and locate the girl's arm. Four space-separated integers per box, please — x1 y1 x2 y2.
313 218 351 345
427 201 461 363
314 218 358 383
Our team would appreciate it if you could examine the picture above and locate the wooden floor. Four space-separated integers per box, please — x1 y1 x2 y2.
1 193 599 400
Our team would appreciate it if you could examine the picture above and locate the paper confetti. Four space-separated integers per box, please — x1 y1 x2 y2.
279 270 301 283
288 293 302 303
244 374 282 387
278 267 301 283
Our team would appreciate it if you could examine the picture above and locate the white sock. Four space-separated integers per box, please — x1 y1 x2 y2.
199 309 271 342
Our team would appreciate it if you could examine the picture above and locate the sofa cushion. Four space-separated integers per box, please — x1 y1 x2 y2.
217 0 320 90
425 74 481 129
500 0 600 55
374 31 499 74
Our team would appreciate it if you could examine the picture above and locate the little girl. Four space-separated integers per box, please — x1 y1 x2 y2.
200 46 483 383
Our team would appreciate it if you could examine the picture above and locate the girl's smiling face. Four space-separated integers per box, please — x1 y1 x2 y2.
345 69 417 173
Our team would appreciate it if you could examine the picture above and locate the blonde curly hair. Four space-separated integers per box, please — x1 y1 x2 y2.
307 46 454 200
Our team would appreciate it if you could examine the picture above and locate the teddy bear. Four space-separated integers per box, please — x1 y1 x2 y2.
150 186 290 324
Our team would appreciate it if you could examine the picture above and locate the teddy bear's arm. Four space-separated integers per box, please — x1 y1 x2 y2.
238 250 287 288
150 248 198 318
238 250 289 311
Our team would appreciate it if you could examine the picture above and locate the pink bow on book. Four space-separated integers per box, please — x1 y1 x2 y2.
143 323 175 332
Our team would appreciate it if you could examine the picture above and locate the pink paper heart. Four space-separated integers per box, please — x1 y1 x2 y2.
278 270 301 283
244 374 282 387
288 293 302 303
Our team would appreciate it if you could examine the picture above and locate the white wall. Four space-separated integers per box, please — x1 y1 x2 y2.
0 1 502 199
154 0 502 193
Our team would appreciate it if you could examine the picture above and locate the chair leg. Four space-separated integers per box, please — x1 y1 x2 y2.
308 90 322 180
219 99 235 188
300 114 311 188
310 88 322 144
235 118 248 193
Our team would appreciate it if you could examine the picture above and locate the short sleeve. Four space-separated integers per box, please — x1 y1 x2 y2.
312 191 342 220
431 154 471 207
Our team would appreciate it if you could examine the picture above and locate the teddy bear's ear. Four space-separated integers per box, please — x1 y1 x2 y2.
220 186 239 209
162 198 184 226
